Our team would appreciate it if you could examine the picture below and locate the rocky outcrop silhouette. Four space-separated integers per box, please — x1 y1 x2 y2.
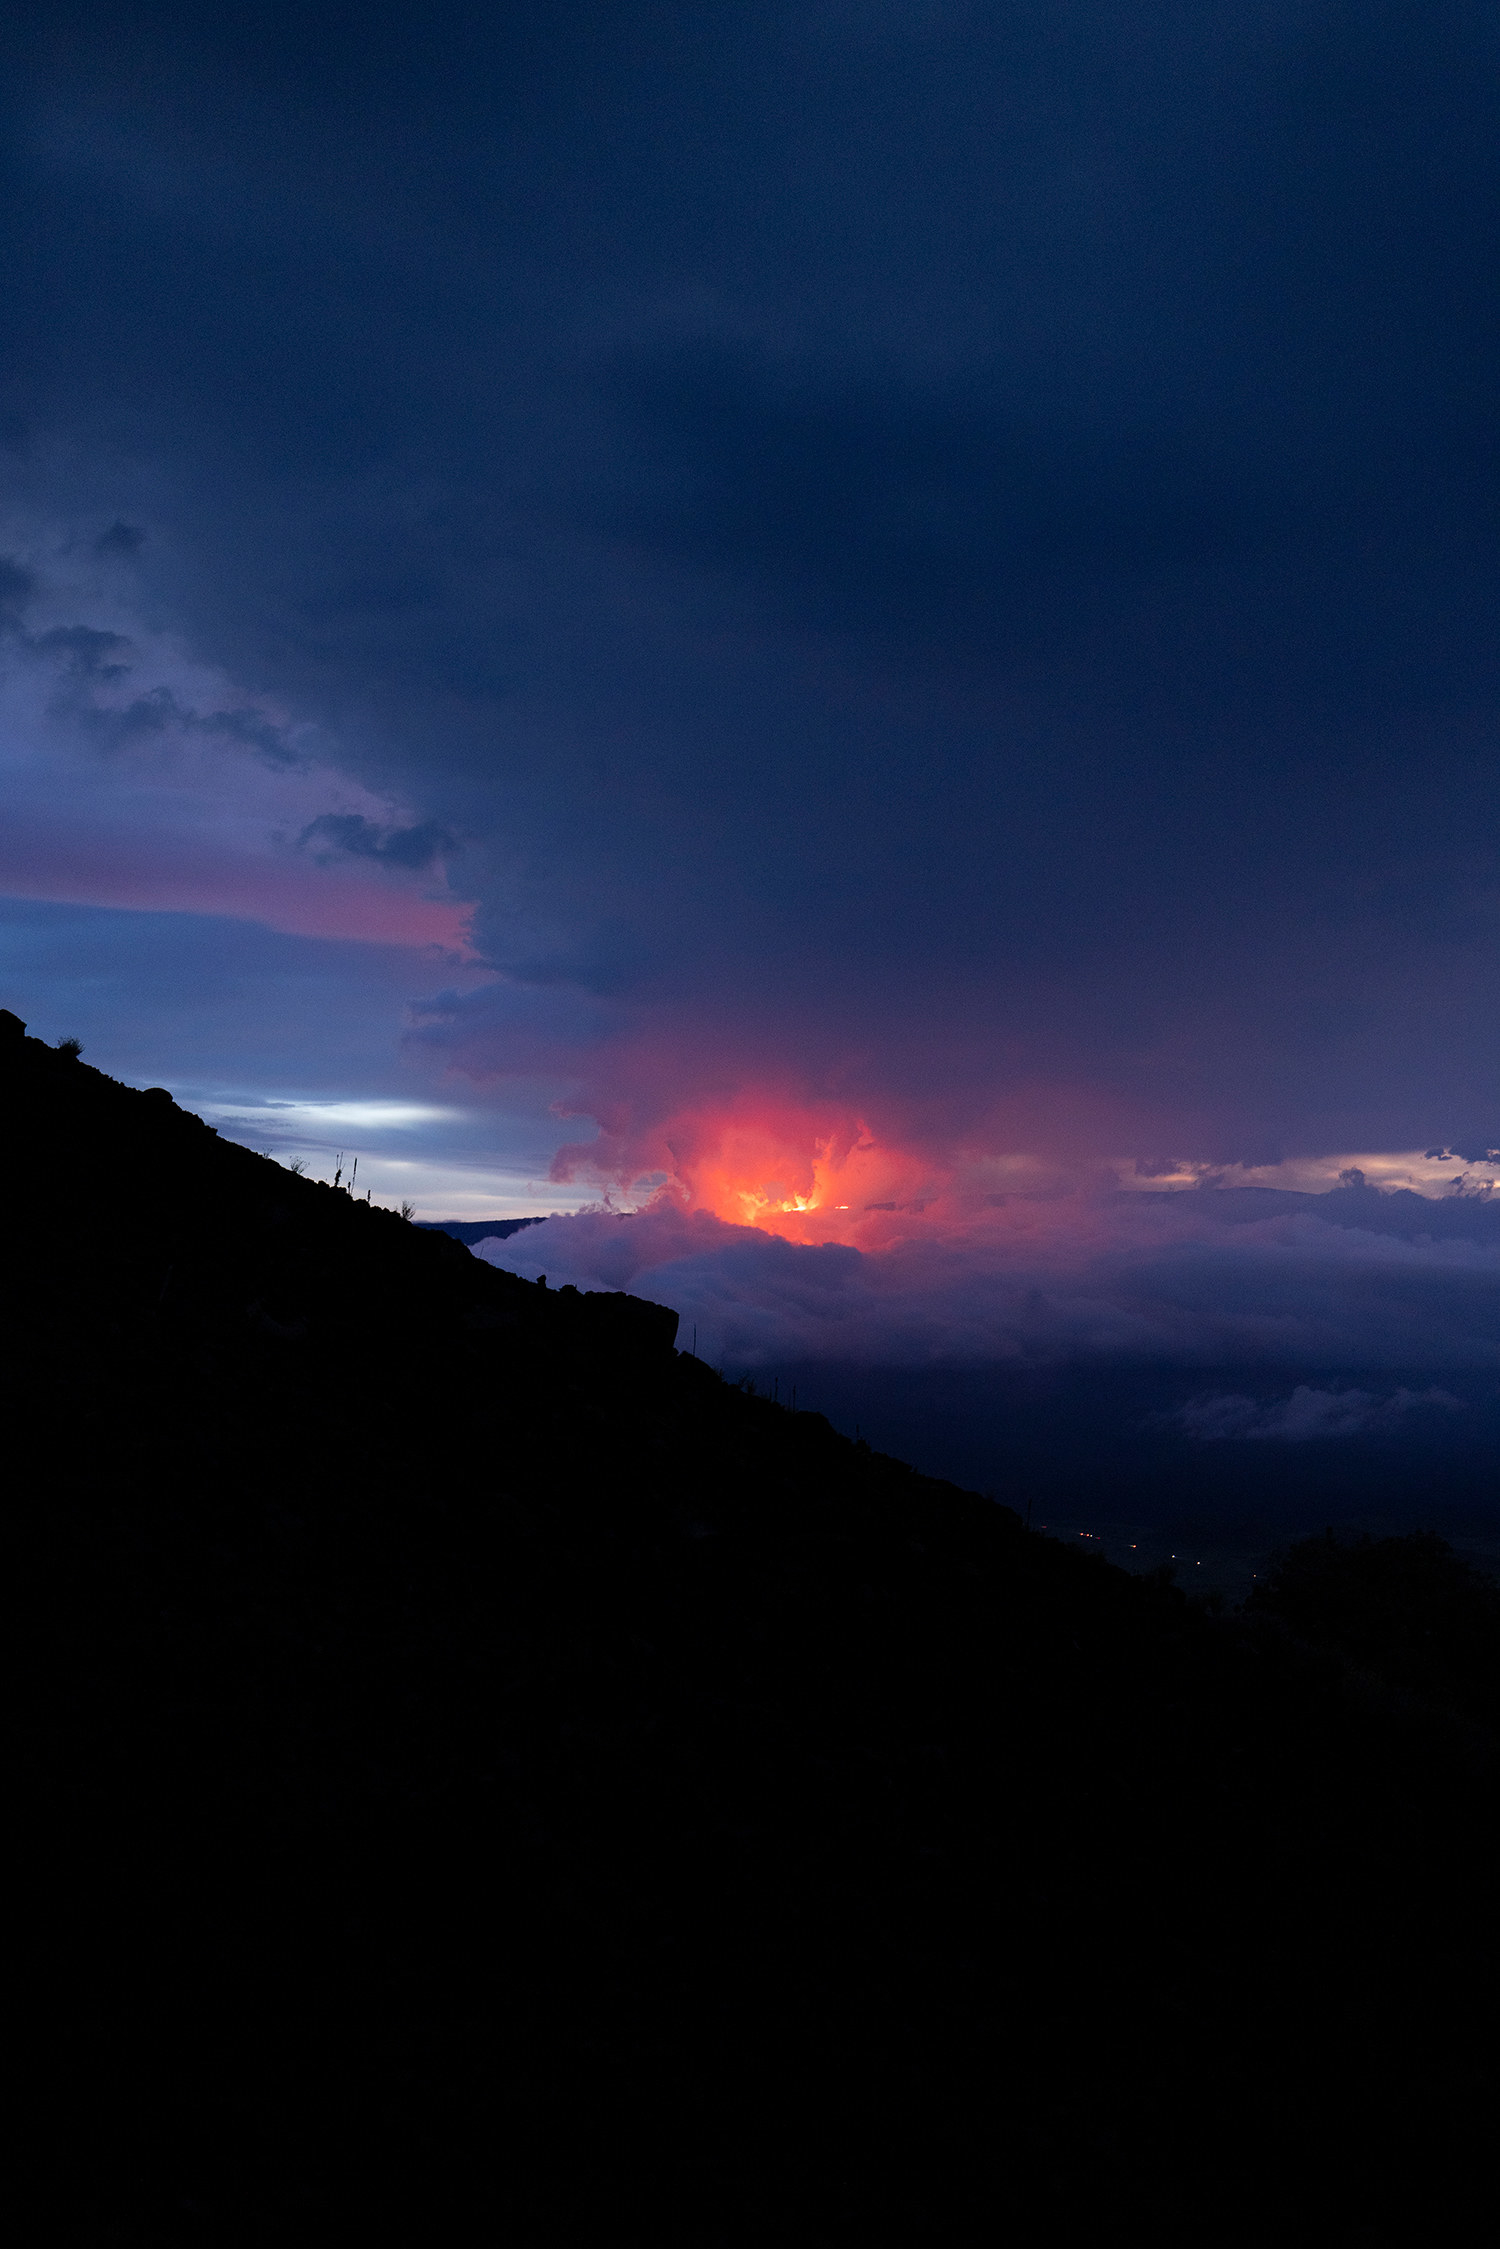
5 1015 1496 2240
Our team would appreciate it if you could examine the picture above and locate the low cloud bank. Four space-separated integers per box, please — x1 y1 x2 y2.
472 1187 1500 1377
1164 1386 1463 1443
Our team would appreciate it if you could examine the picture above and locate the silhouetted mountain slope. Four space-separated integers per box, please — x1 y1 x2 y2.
5 1011 1496 2241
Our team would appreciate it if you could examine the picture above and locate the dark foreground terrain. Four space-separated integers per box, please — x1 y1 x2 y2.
7 1012 1498 2242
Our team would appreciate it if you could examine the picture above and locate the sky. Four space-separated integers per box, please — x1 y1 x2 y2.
6 2 1500 1457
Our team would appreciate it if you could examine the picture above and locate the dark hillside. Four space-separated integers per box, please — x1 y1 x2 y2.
5 1011 1496 2240
1247 1529 1500 1727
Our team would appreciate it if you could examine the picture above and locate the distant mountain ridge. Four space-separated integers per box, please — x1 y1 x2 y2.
1134 1176 1500 1239
415 1215 545 1243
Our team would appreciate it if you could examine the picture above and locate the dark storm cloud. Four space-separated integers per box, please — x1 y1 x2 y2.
0 572 304 762
0 559 37 629
54 674 302 769
299 813 455 871
30 624 132 678
94 521 145 556
589 341 1263 665
6 0 1500 1180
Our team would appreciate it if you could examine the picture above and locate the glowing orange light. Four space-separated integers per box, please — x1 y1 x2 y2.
553 1085 1042 1244
652 1106 935 1241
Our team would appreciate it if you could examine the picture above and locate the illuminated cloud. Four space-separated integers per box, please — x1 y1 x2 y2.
475 1183 1500 1374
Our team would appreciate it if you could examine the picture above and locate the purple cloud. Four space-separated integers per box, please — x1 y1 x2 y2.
472 1193 1500 1374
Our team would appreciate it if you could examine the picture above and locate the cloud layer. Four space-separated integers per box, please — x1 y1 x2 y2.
1165 1386 1464 1444
474 1183 1500 1377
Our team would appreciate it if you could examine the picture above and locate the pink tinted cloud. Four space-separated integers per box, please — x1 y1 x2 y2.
0 803 472 946
0 543 474 948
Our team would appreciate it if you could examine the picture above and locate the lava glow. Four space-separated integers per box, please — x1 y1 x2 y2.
643 1106 947 1243
550 1089 1086 1246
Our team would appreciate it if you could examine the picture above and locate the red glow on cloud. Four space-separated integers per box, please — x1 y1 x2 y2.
551 1092 1052 1247
663 1107 936 1242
